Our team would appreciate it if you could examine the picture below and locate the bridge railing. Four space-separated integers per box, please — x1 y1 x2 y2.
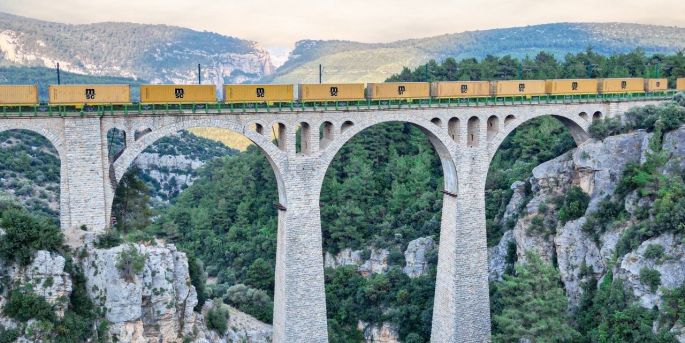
1 91 680 117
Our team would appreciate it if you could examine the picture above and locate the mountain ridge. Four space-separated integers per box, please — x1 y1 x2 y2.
266 22 685 84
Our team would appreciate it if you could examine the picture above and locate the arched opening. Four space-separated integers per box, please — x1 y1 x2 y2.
107 128 126 162
468 116 480 148
319 120 456 342
296 122 312 156
487 115 500 142
108 125 283 328
341 120 354 134
593 111 603 121
271 123 287 151
0 129 61 224
134 127 152 141
579 112 588 121
319 121 334 150
504 115 516 126
431 117 442 127
448 117 460 143
254 123 264 135
486 115 588 336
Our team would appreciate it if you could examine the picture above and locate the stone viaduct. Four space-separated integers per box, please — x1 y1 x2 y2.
0 99 662 342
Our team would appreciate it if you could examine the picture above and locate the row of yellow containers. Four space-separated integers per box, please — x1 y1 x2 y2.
1 79 684 105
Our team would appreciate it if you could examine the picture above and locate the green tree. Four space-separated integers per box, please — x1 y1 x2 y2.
112 166 152 234
492 251 580 342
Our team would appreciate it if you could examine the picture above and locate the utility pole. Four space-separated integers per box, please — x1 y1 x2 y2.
425 64 429 82
56 63 61 85
198 64 201 84
655 63 659 78
518 65 523 80
319 64 322 84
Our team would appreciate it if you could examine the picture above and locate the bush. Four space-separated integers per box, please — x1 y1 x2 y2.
387 248 405 266
640 268 661 292
3 289 56 322
94 230 123 249
0 209 63 265
589 116 623 140
557 186 590 224
206 302 230 334
224 284 273 323
115 245 146 281
643 244 665 260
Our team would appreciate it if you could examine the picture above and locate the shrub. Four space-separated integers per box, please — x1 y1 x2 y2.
224 284 273 323
3 289 56 322
115 245 146 281
558 186 590 224
206 302 230 334
387 248 405 266
94 230 123 249
640 268 661 292
589 116 623 140
0 209 63 265
643 244 665 260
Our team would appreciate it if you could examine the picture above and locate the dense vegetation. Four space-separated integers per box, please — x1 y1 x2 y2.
0 192 107 342
387 47 685 89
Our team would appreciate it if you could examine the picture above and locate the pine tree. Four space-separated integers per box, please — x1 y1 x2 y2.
492 251 580 343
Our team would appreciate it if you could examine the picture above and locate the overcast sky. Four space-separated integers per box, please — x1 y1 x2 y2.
2 0 684 49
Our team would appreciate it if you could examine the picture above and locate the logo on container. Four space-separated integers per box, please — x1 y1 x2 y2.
398 86 406 95
572 82 578 91
518 84 526 92
330 87 339 96
85 89 96 100
621 81 627 89
656 82 661 87
256 88 265 98
460 85 468 94
175 88 185 99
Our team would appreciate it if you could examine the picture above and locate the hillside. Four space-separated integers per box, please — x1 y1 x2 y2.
0 12 274 90
266 22 685 84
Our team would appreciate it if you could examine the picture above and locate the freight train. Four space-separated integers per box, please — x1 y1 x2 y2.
0 78 684 111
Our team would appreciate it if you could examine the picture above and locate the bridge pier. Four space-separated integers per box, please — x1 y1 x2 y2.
62 117 109 232
273 159 329 343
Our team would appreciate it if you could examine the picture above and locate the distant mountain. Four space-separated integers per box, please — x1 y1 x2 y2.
266 23 685 84
0 12 274 90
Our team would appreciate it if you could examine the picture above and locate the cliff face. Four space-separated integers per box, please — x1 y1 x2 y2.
489 126 685 332
0 12 274 89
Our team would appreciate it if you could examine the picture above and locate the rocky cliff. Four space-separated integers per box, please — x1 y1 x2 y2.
0 12 274 90
488 126 685 340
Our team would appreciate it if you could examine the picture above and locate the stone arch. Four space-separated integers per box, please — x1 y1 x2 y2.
111 118 287 212
269 122 288 151
593 111 603 121
297 122 312 156
579 112 588 121
341 120 354 134
431 117 442 127
467 116 480 148
0 122 68 229
319 121 334 150
107 128 127 162
253 123 265 135
487 112 590 165
448 117 460 143
504 115 516 126
487 116 499 142
317 114 458 197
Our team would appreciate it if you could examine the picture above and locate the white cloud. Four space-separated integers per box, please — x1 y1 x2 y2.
1 0 683 48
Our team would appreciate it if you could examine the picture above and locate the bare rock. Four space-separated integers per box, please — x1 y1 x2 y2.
488 230 514 281
357 321 400 343
403 236 435 278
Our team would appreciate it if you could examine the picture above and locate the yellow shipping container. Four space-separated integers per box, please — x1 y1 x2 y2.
493 80 546 97
430 81 490 98
545 79 597 95
224 84 293 102
678 78 685 91
598 78 644 94
298 84 365 101
0 85 38 105
644 79 668 92
49 85 130 104
367 82 430 99
140 85 216 103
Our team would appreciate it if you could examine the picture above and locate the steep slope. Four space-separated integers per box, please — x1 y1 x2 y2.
267 22 685 84
0 12 274 89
